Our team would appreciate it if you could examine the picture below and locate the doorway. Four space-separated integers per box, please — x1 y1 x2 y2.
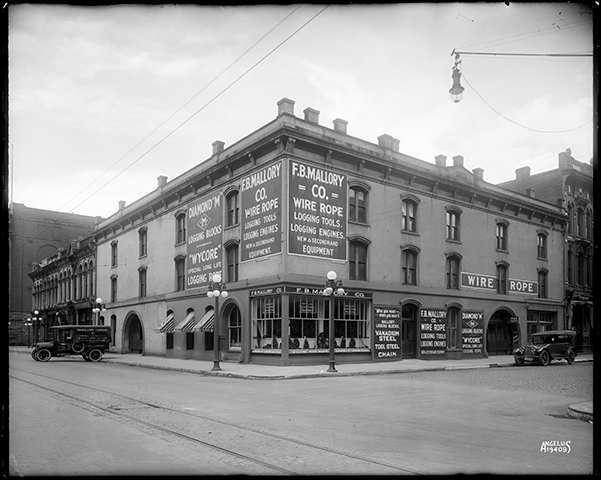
401 304 417 359
486 309 516 355
124 313 144 354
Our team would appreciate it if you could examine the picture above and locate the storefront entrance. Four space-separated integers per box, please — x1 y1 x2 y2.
486 309 517 355
401 304 417 359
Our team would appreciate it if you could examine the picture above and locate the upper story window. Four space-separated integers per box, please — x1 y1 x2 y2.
349 238 369 281
174 255 185 292
445 253 461 290
567 248 573 284
227 190 240 227
111 241 118 268
576 208 584 237
401 197 419 233
495 220 508 251
139 227 148 258
538 268 548 299
175 211 186 245
138 266 147 298
349 186 368 223
226 242 239 283
566 203 573 234
110 275 118 303
537 231 548 259
496 262 508 294
445 207 461 242
401 245 419 285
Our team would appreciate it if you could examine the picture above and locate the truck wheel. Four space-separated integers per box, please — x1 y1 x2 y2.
88 349 103 362
31 350 40 362
567 351 575 365
539 350 550 366
72 342 85 353
36 349 52 362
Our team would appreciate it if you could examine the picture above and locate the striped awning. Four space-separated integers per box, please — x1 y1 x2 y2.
174 312 196 332
191 310 215 333
154 313 174 333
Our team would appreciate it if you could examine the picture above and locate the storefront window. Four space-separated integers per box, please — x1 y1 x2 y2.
253 296 282 349
526 311 556 340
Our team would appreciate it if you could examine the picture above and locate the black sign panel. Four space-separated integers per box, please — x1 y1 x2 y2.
461 311 484 356
419 309 447 358
374 306 402 361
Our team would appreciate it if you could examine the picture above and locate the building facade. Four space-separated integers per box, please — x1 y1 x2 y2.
498 150 594 352
90 98 568 365
8 203 101 345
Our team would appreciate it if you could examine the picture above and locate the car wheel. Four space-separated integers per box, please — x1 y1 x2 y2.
36 349 52 362
567 351 575 365
31 350 40 362
539 350 550 366
514 354 525 366
72 342 85 353
88 349 103 362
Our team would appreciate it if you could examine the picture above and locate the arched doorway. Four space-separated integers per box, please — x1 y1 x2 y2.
124 313 144 354
401 304 418 358
487 309 518 355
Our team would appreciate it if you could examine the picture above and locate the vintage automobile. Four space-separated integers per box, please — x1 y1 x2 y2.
31 325 112 362
513 330 577 366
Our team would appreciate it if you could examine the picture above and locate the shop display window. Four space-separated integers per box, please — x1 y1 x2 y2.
252 295 371 352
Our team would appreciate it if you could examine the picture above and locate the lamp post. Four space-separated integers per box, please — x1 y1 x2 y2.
207 273 228 371
322 270 344 373
28 310 42 346
91 297 106 325
24 317 33 347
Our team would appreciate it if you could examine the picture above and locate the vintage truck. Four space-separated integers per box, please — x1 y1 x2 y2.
31 325 112 362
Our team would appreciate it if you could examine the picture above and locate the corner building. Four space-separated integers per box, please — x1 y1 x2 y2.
94 98 567 365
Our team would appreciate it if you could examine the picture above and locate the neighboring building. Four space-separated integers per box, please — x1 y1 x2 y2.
8 203 101 345
28 235 102 344
498 150 594 353
90 98 568 365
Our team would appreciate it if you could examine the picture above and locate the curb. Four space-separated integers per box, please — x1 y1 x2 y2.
567 403 593 423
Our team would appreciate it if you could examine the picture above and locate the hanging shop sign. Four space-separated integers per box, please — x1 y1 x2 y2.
461 272 496 291
373 306 402 361
240 160 283 262
186 192 223 289
461 311 484 356
419 308 447 358
508 278 538 295
288 159 347 260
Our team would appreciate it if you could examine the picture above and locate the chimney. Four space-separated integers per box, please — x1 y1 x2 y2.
157 175 168 188
472 168 484 181
435 154 447 167
118 200 126 211
526 188 536 198
453 155 464 168
333 118 348 134
303 107 320 124
515 166 531 183
277 98 295 116
212 140 225 155
378 134 400 152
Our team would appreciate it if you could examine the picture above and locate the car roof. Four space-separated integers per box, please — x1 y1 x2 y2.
531 330 576 337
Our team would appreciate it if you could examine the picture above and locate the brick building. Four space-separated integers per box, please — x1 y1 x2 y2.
81 99 567 365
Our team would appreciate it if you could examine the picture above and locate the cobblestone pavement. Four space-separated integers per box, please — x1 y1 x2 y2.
370 362 593 397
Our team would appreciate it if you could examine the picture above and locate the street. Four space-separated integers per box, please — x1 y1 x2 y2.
8 352 593 475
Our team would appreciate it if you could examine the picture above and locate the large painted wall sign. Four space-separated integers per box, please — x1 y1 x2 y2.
373 306 402 361
288 159 347 260
461 311 484 356
186 192 223 289
240 160 283 262
419 308 447 358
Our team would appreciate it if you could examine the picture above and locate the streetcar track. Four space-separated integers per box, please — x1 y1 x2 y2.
11 367 424 475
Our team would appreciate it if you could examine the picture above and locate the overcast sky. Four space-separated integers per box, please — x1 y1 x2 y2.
8 3 594 219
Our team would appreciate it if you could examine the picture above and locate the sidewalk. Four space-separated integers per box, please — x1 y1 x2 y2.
11 346 593 420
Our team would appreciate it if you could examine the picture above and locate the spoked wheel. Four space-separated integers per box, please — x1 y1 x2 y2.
539 350 550 366
36 349 52 362
88 349 103 362
567 350 575 365
514 354 525 366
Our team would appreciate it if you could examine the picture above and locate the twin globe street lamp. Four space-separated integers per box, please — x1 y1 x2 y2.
322 270 345 373
207 273 228 371
91 298 106 325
